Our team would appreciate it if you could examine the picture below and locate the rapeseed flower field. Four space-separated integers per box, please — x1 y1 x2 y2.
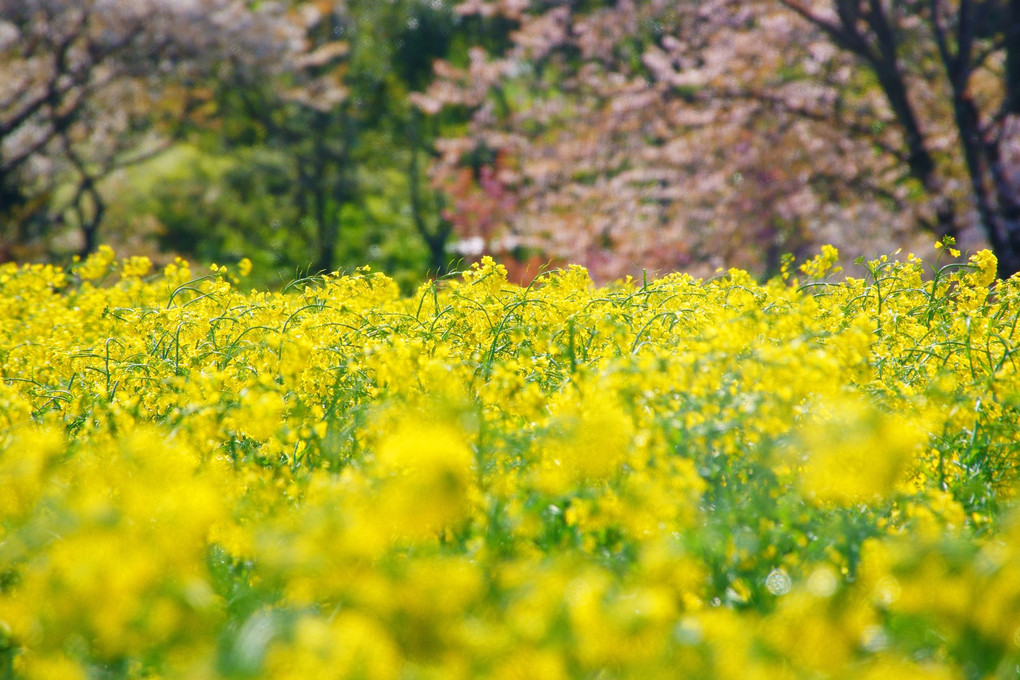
1 243 1019 679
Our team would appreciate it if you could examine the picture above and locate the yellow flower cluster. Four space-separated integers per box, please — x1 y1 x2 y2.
1 248 1018 679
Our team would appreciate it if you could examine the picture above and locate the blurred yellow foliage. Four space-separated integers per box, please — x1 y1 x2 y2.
1 247 1018 678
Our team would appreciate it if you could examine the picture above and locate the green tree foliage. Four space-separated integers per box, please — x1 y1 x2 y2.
1 0 466 286
0 0 306 260
156 0 462 282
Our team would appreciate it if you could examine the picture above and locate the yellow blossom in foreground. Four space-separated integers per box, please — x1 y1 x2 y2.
263 613 400 680
1 245 1018 679
794 393 928 504
535 387 635 494
968 248 998 287
369 418 476 540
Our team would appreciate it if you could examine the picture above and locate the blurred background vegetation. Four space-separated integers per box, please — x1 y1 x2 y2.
2 0 1019 289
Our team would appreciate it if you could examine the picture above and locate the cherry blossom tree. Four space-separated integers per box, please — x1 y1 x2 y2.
415 0 1020 280
771 0 1020 276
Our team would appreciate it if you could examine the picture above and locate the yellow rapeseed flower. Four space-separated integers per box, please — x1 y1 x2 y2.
794 393 927 505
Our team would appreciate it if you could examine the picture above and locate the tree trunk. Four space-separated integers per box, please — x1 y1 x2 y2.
408 110 452 276
930 0 1020 279
1007 0 1020 113
312 181 335 275
73 178 104 258
986 115 1020 278
864 10 959 238
312 111 341 276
